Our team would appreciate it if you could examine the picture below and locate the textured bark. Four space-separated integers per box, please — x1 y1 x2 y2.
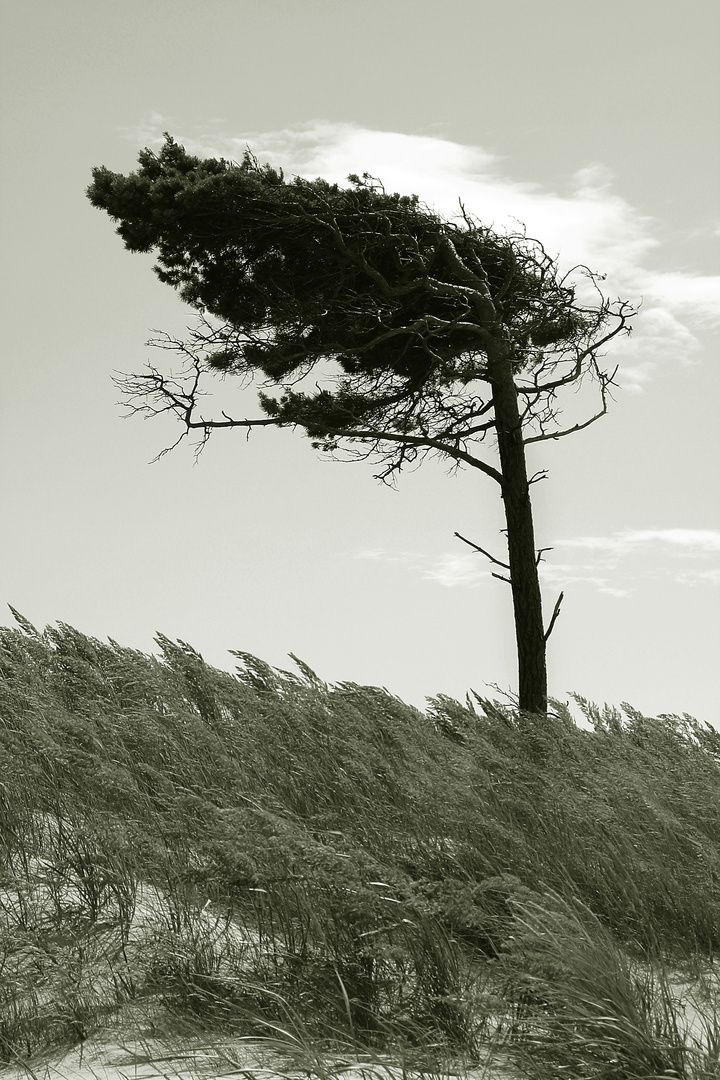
488 338 547 715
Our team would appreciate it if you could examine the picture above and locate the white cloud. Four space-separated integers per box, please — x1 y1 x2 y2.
355 548 491 588
421 553 492 588
609 307 703 391
673 568 720 587
544 528 720 593
355 528 720 598
560 529 720 556
642 272 720 325
126 118 719 383
538 562 633 598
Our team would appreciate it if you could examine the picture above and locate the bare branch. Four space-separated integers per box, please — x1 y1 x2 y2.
544 591 565 642
115 359 282 462
492 572 512 585
119 357 506 482
515 300 635 397
319 427 504 483
535 546 553 566
524 367 616 445
183 413 280 431
454 531 510 570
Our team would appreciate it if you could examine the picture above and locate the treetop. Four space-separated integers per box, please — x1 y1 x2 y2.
88 135 596 392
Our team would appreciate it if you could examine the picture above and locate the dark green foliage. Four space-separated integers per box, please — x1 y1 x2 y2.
0 611 718 1071
87 135 611 439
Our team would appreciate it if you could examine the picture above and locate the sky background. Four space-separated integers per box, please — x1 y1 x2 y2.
1 0 718 723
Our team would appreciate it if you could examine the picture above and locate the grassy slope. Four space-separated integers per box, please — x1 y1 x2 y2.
1 610 719 1078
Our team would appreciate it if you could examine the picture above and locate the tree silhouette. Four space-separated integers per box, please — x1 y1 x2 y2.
88 135 635 715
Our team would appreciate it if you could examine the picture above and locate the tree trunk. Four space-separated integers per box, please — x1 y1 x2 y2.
488 336 548 715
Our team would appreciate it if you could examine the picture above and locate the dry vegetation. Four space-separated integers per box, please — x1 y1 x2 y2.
0 610 719 1079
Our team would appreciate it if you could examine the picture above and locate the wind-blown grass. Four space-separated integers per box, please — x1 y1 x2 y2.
0 609 718 1078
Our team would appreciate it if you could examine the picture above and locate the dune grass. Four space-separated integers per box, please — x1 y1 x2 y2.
0 609 718 1078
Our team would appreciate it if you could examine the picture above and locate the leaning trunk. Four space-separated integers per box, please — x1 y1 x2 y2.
488 337 547 715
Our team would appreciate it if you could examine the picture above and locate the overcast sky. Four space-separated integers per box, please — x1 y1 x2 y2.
1 0 718 723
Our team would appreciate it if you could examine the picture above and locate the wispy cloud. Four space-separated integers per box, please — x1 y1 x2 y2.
538 562 633 598
546 528 720 592
356 548 491 588
126 118 719 386
356 528 720 597
673 568 720 587
559 529 720 556
420 553 494 588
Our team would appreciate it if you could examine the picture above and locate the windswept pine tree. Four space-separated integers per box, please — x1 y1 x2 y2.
88 136 635 715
